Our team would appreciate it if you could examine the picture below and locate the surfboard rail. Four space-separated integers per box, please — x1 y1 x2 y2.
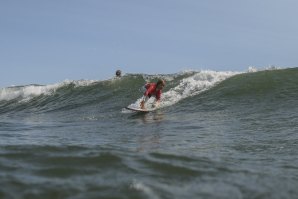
125 106 154 113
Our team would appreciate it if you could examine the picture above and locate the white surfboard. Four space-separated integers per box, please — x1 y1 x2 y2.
125 106 155 113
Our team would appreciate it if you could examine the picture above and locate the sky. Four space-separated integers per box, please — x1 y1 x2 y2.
1 0 298 87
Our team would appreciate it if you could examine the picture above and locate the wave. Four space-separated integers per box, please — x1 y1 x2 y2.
0 68 297 115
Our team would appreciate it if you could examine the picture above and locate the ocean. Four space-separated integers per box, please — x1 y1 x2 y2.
0 68 297 199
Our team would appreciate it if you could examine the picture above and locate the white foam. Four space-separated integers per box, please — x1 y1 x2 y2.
160 70 239 107
141 70 196 83
247 65 284 73
0 79 97 102
130 180 159 199
0 84 57 102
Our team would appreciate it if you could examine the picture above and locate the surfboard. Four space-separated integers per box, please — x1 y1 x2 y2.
125 106 154 113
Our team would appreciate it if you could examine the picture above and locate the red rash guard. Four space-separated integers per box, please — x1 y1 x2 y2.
144 83 162 101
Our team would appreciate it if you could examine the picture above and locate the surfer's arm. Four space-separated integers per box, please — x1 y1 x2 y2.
140 96 149 109
140 84 154 109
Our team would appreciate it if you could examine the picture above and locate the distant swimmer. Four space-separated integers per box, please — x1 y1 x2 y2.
140 79 165 109
115 70 122 77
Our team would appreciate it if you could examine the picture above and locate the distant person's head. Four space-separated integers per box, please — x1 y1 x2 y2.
115 70 122 77
156 79 165 90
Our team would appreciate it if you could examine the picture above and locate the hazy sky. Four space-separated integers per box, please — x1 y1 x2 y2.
1 0 298 87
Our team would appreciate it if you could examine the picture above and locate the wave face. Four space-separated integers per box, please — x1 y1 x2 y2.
1 68 297 115
0 71 235 114
187 68 298 110
1 68 298 199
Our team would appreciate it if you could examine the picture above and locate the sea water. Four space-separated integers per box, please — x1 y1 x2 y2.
0 68 298 199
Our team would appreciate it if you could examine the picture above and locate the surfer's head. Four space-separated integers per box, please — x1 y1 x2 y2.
115 70 121 77
156 79 165 90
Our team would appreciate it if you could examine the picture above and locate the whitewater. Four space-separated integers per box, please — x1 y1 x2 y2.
0 68 298 199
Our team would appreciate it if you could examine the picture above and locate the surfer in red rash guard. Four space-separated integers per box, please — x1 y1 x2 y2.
140 79 166 109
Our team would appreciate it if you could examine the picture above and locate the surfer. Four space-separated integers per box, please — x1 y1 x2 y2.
140 79 165 109
115 70 122 77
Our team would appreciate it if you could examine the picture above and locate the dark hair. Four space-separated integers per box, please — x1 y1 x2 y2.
156 79 165 86
115 70 121 77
